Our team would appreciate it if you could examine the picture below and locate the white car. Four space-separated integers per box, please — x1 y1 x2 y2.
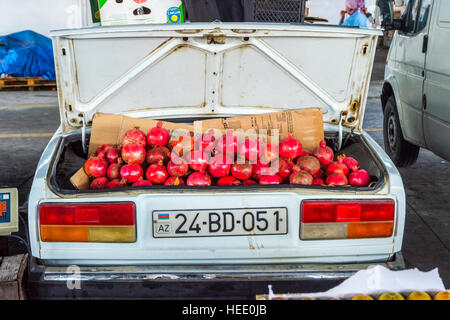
27 23 406 299
382 0 450 166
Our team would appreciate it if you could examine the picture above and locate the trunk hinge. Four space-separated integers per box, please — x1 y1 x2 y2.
81 114 88 156
337 113 344 151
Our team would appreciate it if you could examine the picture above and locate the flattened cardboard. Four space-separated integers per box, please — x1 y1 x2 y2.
194 108 324 152
71 112 194 190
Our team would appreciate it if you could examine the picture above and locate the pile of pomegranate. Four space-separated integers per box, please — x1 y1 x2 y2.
83 122 372 190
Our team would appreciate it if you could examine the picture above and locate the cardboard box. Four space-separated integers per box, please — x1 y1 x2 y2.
98 0 184 26
70 112 193 190
194 108 324 152
71 108 324 190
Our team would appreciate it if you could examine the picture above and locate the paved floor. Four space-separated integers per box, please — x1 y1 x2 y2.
0 48 448 288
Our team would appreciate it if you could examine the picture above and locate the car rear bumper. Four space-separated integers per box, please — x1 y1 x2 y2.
27 253 405 299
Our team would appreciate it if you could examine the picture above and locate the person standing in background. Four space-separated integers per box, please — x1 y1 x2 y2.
339 0 371 28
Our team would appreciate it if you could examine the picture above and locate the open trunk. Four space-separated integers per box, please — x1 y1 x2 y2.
50 126 385 195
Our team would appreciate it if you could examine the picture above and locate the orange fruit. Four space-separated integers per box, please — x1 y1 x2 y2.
407 291 432 300
434 290 450 300
352 294 374 300
378 292 405 300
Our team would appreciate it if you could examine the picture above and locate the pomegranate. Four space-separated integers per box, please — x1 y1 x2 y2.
259 174 283 185
186 172 212 186
84 156 108 178
132 178 153 187
279 134 302 159
217 176 241 186
348 168 371 187
164 176 185 186
260 139 279 163
312 140 334 166
146 146 170 165
170 132 195 157
215 131 238 156
326 155 349 176
231 163 253 181
296 156 321 176
90 177 109 190
242 179 257 185
238 138 260 162
106 179 128 189
105 146 121 164
186 150 209 172
252 161 272 181
343 156 359 171
122 128 146 146
312 178 324 186
145 164 168 185
95 144 114 156
167 158 189 177
326 172 348 186
147 121 170 147
121 143 146 164
208 153 232 178
276 158 294 181
107 163 122 180
120 164 143 183
198 129 217 153
289 171 313 185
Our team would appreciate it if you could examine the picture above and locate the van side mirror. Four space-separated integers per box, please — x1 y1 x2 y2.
378 0 403 31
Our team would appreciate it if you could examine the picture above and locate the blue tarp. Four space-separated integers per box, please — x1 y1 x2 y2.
0 30 55 80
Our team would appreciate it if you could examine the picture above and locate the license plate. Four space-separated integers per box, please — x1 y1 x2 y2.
152 208 288 238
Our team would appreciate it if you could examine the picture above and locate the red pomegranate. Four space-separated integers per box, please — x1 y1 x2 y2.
259 174 283 185
312 140 334 166
208 153 232 178
122 128 146 146
95 144 114 156
326 155 349 176
105 146 121 164
120 164 143 183
198 129 217 153
276 158 294 181
169 132 195 157
348 168 371 187
260 140 279 163
252 161 272 181
107 163 122 180
186 172 212 186
242 179 257 185
238 138 260 162
132 178 153 187
343 156 359 171
106 179 128 189
145 164 168 184
289 171 313 185
84 156 108 178
296 156 321 176
121 143 146 164
147 121 170 147
217 176 241 186
215 131 238 156
167 158 189 177
312 178 324 186
146 146 170 165
164 176 185 186
90 177 109 190
186 150 209 172
231 163 253 181
326 172 348 186
279 134 302 159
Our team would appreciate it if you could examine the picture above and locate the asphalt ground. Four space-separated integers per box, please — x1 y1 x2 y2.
0 48 448 289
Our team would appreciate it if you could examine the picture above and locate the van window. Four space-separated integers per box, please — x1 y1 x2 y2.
417 0 432 32
403 0 420 33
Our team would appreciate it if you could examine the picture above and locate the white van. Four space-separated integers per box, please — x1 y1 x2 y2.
382 0 450 166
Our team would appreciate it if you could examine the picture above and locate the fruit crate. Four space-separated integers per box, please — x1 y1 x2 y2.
247 0 306 23
0 77 56 91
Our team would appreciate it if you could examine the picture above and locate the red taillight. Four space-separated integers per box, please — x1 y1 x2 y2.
301 200 395 240
39 203 136 242
302 200 394 223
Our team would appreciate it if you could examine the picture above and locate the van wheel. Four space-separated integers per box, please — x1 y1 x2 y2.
383 96 420 167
